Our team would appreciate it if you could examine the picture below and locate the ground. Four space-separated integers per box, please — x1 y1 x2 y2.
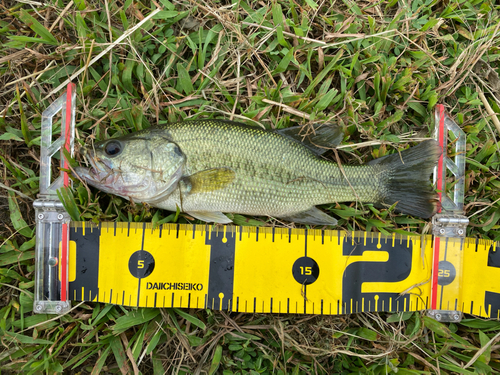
1 0 500 373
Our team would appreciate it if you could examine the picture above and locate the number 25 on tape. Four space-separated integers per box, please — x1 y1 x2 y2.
438 269 451 278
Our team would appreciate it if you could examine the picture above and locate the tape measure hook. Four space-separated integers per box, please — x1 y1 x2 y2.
33 84 76 315
429 105 468 323
433 105 467 214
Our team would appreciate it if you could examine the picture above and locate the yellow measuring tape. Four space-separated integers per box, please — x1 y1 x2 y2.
65 222 500 318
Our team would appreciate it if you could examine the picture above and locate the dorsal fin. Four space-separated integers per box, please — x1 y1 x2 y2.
276 124 343 155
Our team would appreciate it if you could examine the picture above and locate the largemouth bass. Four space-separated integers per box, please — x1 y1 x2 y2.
75 120 441 225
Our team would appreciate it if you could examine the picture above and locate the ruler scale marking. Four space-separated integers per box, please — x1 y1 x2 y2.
438 238 449 311
135 223 146 307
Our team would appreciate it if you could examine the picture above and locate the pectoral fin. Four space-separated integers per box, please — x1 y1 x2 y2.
280 207 338 226
186 211 232 224
185 168 235 194
276 124 343 155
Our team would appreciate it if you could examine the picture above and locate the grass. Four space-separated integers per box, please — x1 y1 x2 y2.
1 0 500 373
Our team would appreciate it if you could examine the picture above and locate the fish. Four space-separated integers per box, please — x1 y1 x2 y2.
75 120 442 225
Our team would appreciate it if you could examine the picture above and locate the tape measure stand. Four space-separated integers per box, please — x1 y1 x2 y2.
428 105 468 323
33 84 76 314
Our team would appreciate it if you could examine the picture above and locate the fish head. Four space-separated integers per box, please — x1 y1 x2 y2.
75 131 185 203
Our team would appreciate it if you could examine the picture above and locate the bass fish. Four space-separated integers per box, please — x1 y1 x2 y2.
75 120 441 225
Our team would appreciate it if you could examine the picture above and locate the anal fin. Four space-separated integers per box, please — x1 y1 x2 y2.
186 211 232 224
280 207 337 226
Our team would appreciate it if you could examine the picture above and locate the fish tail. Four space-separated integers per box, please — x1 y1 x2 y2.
369 140 442 218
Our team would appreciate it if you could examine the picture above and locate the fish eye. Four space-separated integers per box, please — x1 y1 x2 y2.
104 140 123 157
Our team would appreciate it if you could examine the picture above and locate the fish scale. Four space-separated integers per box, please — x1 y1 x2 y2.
155 121 379 216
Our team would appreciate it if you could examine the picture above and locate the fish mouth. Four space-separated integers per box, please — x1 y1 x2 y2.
89 157 112 181
75 147 150 199
77 148 115 184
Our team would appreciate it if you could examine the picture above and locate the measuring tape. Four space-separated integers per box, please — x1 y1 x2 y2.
65 223 499 318
33 85 500 320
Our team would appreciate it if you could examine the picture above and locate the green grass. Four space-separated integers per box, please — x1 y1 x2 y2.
1 0 500 373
